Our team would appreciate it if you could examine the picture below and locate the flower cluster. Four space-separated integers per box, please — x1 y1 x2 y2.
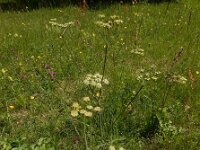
49 20 75 28
137 68 161 81
1 68 14 81
159 119 183 137
70 97 102 118
83 73 109 88
95 21 112 29
95 14 123 29
110 15 123 25
170 75 187 84
130 48 145 56
8 33 23 38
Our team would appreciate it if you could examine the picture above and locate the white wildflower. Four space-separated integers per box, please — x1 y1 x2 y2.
94 73 102 79
109 145 116 150
114 19 123 25
1 68 7 74
110 15 119 19
95 21 112 29
84 73 109 88
71 110 79 117
86 105 94 110
96 83 102 88
119 147 125 150
155 71 161 75
95 78 101 83
137 75 143 80
84 111 93 117
103 79 110 85
86 74 93 78
49 21 74 28
83 79 90 85
90 80 97 86
14 33 18 37
93 107 102 112
50 18 57 21
132 91 136 95
151 76 158 81
144 77 150 81
79 109 87 114
83 97 90 102
172 75 187 84
72 102 81 110
131 48 144 56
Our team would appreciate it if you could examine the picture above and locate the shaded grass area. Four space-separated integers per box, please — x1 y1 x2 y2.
0 0 200 149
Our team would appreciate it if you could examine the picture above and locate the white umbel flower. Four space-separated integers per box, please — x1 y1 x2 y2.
93 107 102 112
119 147 125 150
71 110 79 117
83 97 90 102
84 111 93 117
96 83 102 88
86 105 94 110
103 79 110 85
109 145 115 150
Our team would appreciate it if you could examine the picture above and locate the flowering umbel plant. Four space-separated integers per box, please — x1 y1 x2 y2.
83 73 109 88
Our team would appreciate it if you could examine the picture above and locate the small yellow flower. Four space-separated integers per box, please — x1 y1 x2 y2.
96 92 100 97
128 104 132 111
9 105 15 109
196 71 199 75
30 96 35 100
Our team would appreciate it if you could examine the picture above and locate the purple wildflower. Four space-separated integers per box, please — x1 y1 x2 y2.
48 71 55 80
45 64 51 69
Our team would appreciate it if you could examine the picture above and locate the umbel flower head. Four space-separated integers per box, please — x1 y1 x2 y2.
83 73 109 88
109 145 115 150
83 97 90 102
171 75 187 84
70 102 93 118
70 98 102 118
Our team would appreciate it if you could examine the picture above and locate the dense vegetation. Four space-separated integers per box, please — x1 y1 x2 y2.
0 0 178 10
0 0 200 149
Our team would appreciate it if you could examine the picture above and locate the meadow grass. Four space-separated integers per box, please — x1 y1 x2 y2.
0 0 200 149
